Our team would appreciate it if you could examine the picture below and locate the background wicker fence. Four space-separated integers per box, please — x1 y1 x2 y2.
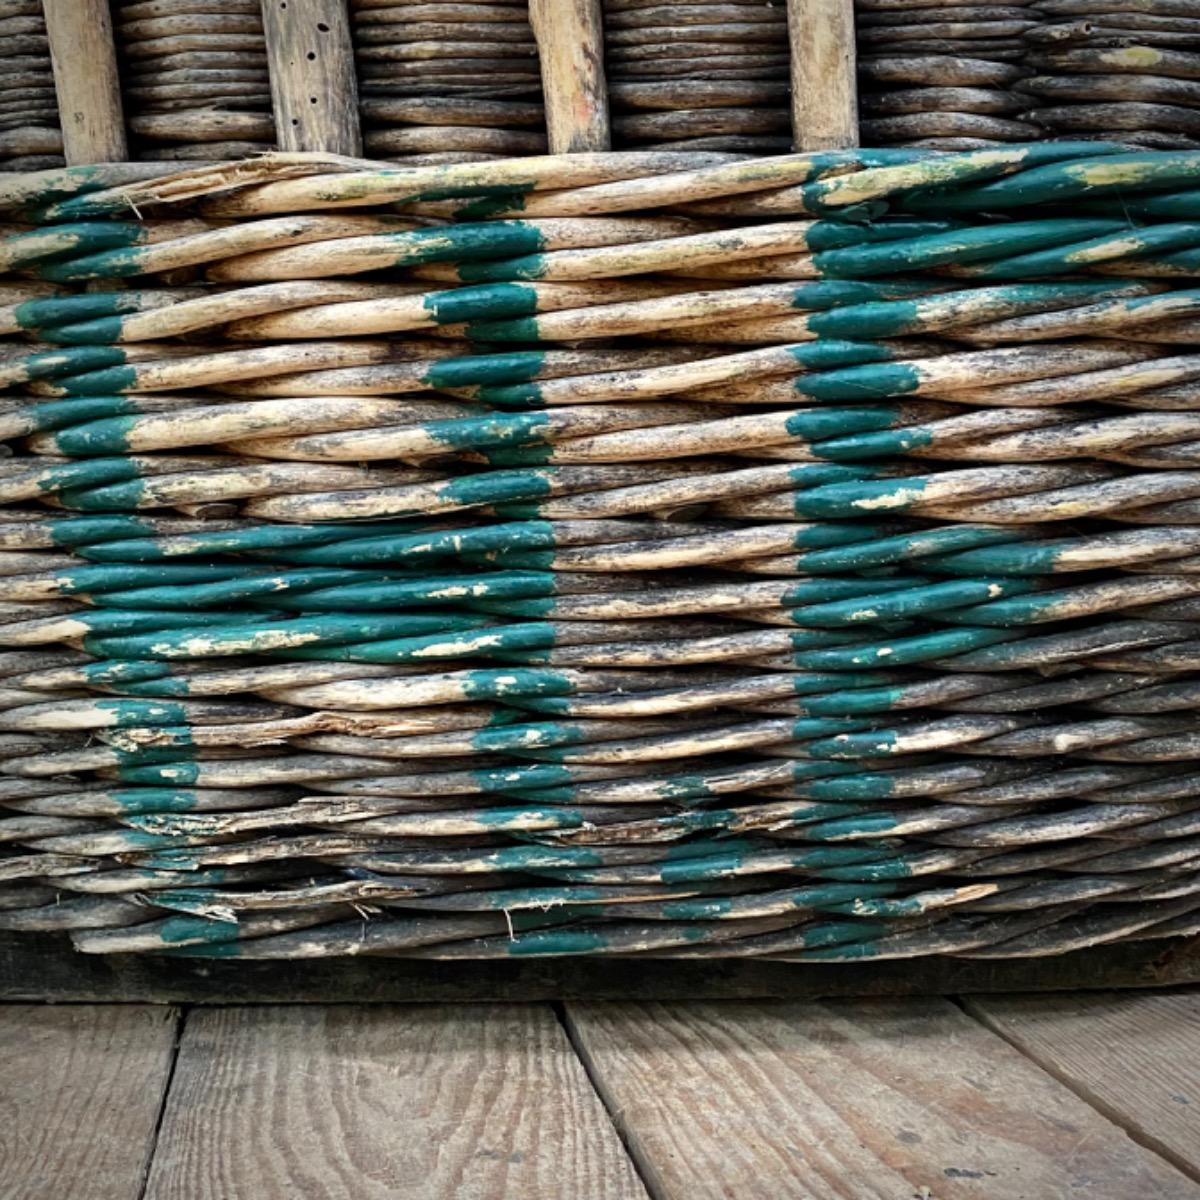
17 2 1200 173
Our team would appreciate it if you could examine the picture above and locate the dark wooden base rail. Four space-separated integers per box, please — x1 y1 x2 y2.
4 932 1199 1003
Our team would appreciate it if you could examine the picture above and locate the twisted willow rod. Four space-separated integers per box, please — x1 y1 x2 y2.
2 146 1200 959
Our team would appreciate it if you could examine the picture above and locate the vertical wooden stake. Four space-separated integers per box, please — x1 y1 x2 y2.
42 0 128 165
261 0 362 157
530 0 611 154
788 0 859 151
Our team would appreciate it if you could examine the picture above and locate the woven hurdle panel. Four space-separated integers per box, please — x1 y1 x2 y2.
1 4 1199 984
602 0 793 154
22 0 867 165
855 0 1044 150
352 0 548 164
0 1 63 170
1023 1 1200 149
1 146 1200 965
32 2 1200 167
114 0 276 162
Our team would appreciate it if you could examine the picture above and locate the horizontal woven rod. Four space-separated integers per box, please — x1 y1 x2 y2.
18 144 1142 224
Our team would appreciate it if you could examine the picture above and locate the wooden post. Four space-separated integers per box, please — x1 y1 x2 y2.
530 0 611 154
788 0 859 151
42 0 128 165
261 0 362 157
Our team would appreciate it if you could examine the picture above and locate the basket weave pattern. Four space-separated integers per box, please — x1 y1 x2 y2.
0 145 1198 959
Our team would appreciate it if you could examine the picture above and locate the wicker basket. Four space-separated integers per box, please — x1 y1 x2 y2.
1 143 1200 963
0 4 1198 973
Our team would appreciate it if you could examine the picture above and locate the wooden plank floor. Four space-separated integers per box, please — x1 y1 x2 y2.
1 992 1198 1200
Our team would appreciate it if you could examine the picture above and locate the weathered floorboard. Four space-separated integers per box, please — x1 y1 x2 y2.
0 1004 179 1200
968 990 1200 1185
565 998 1200 1200
143 1004 646 1200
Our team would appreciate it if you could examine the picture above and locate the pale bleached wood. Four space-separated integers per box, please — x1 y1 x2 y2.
967 991 1200 1184
565 998 1200 1200
143 1004 646 1200
261 0 361 156
42 0 128 163
787 0 858 151
0 1004 179 1200
530 0 611 153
